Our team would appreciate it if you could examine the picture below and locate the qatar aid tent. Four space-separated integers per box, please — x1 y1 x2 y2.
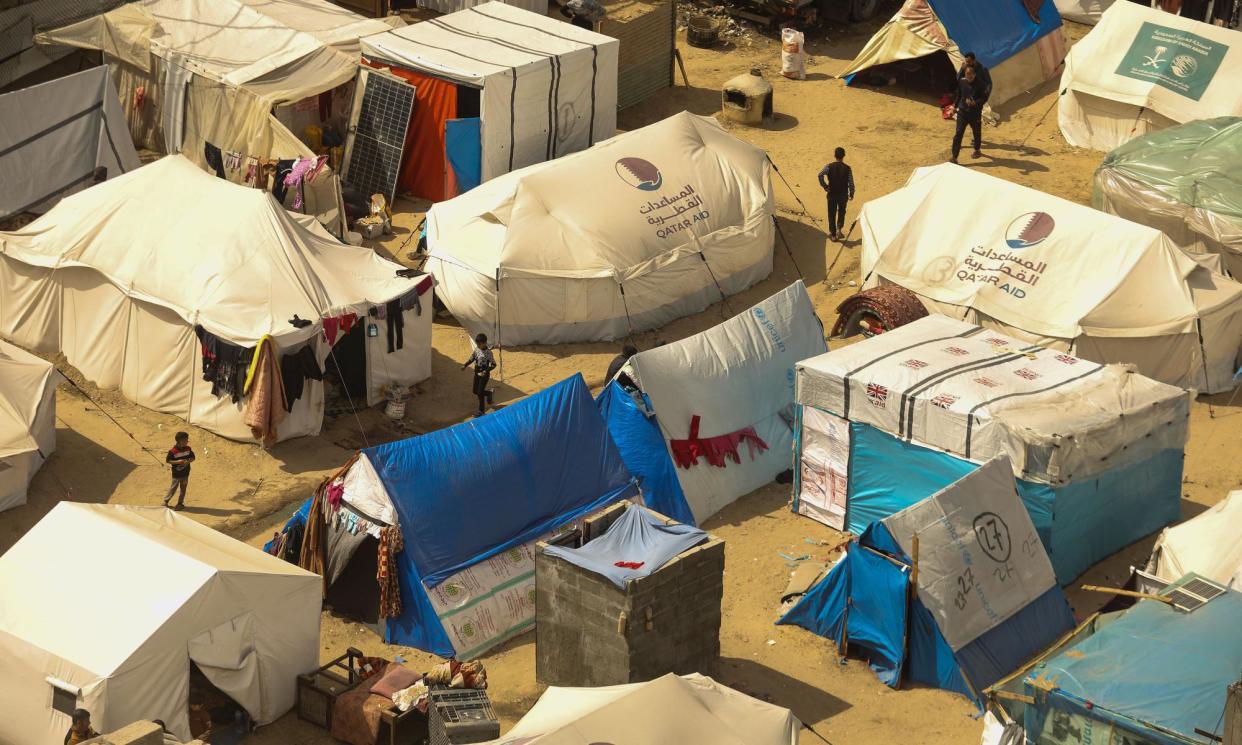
0 339 57 513
0 503 320 745
355 375 640 658
427 112 774 345
0 155 433 443
1058 2 1242 151
780 456 1077 703
793 314 1190 583
1145 490 1242 589
0 66 140 222
1019 587 1242 744
605 282 826 525
486 673 800 745
1094 117 1242 279
859 164 1242 393
359 2 618 202
839 0 1065 108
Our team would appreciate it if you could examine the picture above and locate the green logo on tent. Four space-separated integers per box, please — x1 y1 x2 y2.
1115 22 1228 102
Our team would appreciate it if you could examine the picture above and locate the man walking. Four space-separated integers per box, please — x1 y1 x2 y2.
957 52 992 101
817 147 855 241
951 64 986 163
163 431 195 510
462 333 497 416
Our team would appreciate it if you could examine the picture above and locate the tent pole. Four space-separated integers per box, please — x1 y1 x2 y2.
899 532 919 689
494 270 504 381
617 281 637 343
1196 319 1216 417
697 251 734 320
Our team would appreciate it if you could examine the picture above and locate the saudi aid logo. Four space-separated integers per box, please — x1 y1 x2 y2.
615 157 663 191
1004 212 1055 249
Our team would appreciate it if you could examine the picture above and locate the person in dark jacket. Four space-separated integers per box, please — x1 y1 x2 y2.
951 64 986 163
817 147 855 241
605 345 638 389
957 52 993 101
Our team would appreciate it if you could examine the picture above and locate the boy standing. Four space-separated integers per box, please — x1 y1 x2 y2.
164 431 195 510
817 147 855 241
462 333 497 416
64 709 99 745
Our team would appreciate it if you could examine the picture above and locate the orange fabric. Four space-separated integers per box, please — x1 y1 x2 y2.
363 60 457 201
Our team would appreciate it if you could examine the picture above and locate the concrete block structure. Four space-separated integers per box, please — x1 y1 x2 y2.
535 503 724 687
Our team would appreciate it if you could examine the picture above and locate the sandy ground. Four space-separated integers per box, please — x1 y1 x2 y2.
6 12 1242 745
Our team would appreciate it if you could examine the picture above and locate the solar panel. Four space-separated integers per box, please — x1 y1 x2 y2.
1164 575 1228 613
343 68 415 205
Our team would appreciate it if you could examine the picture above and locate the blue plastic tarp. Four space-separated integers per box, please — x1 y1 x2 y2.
927 0 1062 69
365 374 637 589
445 117 481 194
542 506 707 588
263 497 311 553
596 382 695 525
1029 591 1242 743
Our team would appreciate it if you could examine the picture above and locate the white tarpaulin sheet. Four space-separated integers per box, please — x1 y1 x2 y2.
796 314 1190 485
858 164 1242 392
487 673 800 745
624 281 826 523
0 504 320 744
796 407 850 531
1058 2 1242 151
427 112 774 345
0 338 57 513
1149 490 1242 588
1054 0 1114 25
0 66 140 220
881 456 1058 651
361 2 617 183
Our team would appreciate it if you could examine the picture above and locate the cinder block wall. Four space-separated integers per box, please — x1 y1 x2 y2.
535 504 724 687
82 721 206 745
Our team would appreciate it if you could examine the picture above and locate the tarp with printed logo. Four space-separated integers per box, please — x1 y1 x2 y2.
1058 1 1242 151
859 163 1242 392
425 111 774 345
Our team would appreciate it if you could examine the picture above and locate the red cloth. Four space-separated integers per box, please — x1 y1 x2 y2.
614 561 645 569
323 312 359 345
669 415 769 469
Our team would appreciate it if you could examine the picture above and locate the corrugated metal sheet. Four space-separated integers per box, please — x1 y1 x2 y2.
599 0 673 110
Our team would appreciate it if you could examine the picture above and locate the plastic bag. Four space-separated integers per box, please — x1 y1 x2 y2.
781 27 806 81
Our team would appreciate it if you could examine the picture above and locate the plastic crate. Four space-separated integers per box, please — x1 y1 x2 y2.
427 689 500 745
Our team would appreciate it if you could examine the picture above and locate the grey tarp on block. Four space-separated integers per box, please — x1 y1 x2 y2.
542 506 706 588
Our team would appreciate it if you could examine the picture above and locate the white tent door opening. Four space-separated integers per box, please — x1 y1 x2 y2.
188 613 263 721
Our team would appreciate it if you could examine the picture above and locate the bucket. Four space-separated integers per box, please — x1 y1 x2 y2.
385 399 407 420
687 16 719 49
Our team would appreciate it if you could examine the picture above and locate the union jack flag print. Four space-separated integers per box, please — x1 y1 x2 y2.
866 383 889 407
1014 368 1040 381
1054 354 1077 365
930 393 958 409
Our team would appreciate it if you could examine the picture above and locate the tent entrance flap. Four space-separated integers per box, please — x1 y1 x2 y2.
444 117 481 199
847 50 958 97
188 612 263 721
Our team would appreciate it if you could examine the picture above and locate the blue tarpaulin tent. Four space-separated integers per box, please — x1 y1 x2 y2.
780 457 1076 704
364 374 639 656
596 382 694 526
1023 586 1242 744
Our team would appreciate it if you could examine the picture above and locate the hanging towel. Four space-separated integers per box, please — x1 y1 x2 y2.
243 336 287 447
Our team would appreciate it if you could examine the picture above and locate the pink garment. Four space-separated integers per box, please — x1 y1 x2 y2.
306 154 330 183
669 415 769 469
284 157 316 210
326 481 344 511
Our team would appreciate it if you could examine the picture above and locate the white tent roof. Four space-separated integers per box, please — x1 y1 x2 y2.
429 111 771 280
859 164 1242 340
1053 0 1113 25
0 339 55 461
489 673 800 745
0 66 140 221
0 155 418 344
0 504 320 742
796 314 1190 485
623 281 826 523
1058 2 1242 150
1149 490 1242 589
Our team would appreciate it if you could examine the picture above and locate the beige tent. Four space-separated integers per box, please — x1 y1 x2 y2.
36 0 403 227
1058 2 1242 151
427 112 774 345
1147 490 1242 589
0 503 321 745
0 155 433 442
487 673 801 745
859 164 1242 393
0 338 56 513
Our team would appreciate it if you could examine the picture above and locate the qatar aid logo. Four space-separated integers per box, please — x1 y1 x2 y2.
615 157 662 191
1004 211 1056 249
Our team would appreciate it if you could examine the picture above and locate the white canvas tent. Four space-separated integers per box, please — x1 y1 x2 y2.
0 503 320 745
859 164 1242 393
617 281 827 524
360 2 618 201
0 339 57 513
1147 490 1242 589
427 111 774 345
0 66 140 222
0 155 433 442
1054 0 1114 25
1058 2 1242 151
487 673 800 745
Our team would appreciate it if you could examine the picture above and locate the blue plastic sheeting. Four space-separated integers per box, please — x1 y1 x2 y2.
926 0 1062 69
596 382 694 525
1027 591 1242 744
906 599 975 699
778 535 910 686
263 497 312 553
954 586 1074 693
445 118 481 193
542 506 707 588
846 423 1182 584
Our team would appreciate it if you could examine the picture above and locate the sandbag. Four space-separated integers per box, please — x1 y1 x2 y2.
780 28 805 81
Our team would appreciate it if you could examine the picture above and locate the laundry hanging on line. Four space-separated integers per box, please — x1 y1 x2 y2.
194 325 254 403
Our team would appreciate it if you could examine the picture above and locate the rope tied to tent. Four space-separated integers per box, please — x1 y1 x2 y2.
56 369 167 466
767 154 820 227
772 215 805 281
616 281 638 342
697 251 734 320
